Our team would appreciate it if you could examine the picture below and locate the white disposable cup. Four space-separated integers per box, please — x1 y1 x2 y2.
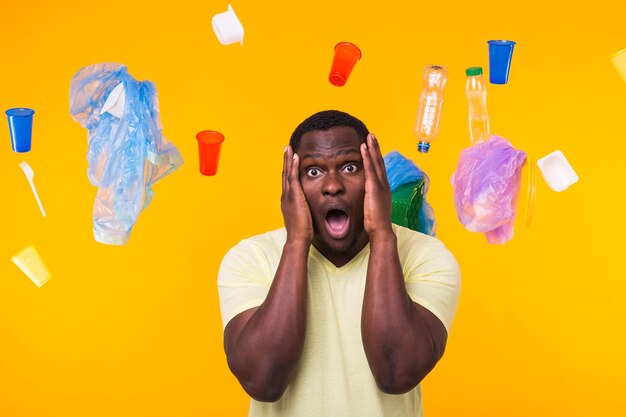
11 245 51 288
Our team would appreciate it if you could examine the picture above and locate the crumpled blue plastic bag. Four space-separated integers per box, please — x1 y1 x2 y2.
69 63 183 245
450 135 527 244
384 150 436 236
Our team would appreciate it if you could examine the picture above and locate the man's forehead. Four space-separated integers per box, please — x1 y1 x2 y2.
298 127 364 157
300 148 362 161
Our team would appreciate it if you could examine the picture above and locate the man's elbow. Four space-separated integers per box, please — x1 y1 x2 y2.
376 373 423 395
242 383 287 403
227 357 289 402
375 358 439 395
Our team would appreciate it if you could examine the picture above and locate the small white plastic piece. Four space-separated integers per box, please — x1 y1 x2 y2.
212 4 244 45
537 150 579 192
100 82 125 118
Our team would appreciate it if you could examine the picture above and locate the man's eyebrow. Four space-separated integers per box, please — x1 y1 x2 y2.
300 148 362 160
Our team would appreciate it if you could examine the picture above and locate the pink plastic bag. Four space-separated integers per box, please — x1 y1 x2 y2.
451 135 527 244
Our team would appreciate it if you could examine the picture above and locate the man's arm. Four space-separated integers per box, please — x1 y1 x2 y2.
223 146 313 402
359 134 449 394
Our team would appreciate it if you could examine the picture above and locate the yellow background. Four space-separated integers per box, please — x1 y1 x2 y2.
1 0 625 415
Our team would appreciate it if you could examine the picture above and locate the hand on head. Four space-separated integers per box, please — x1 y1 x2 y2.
360 133 393 238
281 145 314 244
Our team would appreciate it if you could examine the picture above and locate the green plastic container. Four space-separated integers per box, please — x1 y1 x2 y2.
390 179 425 232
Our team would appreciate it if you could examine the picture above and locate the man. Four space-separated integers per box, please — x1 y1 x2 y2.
218 110 460 417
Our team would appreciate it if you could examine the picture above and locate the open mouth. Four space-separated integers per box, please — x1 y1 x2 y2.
325 209 350 239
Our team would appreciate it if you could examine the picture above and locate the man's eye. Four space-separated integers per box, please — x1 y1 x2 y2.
343 164 358 173
307 168 321 177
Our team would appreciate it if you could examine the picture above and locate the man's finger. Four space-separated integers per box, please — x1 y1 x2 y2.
282 146 289 191
288 152 301 193
360 142 373 184
368 134 389 185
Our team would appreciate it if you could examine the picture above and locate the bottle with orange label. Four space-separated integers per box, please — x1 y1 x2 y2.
414 65 448 153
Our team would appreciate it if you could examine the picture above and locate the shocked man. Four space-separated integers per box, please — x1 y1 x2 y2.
218 110 460 417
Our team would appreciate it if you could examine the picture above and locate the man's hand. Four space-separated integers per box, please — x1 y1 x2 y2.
281 145 314 244
360 134 393 238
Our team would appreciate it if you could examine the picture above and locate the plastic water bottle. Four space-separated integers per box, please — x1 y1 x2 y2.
414 65 448 153
465 67 491 145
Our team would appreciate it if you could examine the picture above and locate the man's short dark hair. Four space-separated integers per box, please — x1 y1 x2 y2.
289 110 369 152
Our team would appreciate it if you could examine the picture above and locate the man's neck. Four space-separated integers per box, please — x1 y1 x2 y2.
312 234 370 268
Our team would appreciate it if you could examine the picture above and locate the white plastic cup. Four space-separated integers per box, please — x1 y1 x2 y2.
11 245 51 288
212 4 244 45
537 150 579 192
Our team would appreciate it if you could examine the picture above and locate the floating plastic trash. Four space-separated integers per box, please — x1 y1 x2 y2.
537 150 579 192
18 161 46 217
328 42 361 87
99 82 125 118
384 150 436 236
196 130 225 176
414 65 448 153
70 63 184 245
451 135 527 244
212 4 244 45
12 245 51 288
488 40 516 84
6 108 35 152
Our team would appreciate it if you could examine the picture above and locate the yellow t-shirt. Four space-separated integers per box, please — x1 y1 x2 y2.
218 224 461 417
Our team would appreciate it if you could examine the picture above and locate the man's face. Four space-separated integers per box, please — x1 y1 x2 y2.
297 126 369 265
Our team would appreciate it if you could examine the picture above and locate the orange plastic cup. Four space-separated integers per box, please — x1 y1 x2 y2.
328 42 362 87
196 130 225 176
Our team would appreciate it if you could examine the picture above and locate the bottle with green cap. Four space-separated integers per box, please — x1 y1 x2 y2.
465 66 491 145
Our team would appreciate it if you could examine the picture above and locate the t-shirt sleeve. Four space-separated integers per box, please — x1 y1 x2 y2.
217 239 273 331
403 237 461 334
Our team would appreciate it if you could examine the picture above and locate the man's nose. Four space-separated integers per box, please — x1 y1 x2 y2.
322 172 345 196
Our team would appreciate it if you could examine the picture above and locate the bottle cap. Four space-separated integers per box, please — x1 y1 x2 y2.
466 67 483 76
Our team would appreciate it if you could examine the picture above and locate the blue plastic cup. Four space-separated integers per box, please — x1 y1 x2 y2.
488 40 516 84
6 108 35 153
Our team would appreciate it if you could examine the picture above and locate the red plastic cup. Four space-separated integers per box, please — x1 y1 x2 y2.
196 130 225 176
328 42 362 87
